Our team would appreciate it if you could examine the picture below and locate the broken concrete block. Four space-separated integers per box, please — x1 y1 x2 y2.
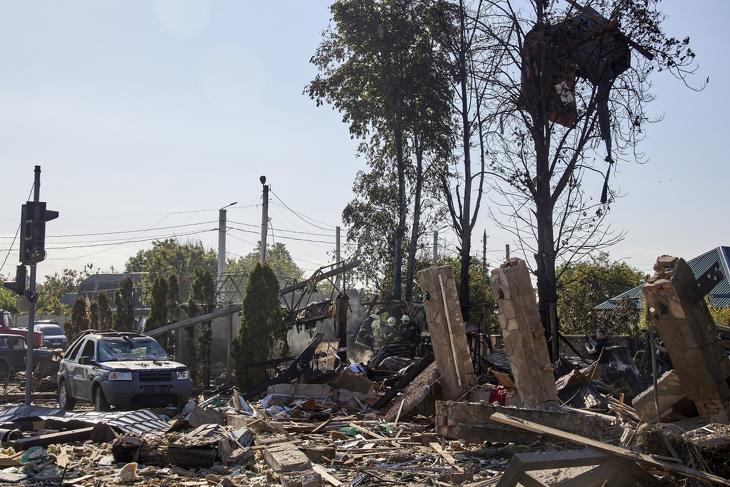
262 442 312 473
632 370 686 422
435 401 619 443
115 462 137 484
491 259 559 409
280 470 322 487
302 446 335 463
187 404 224 428
642 256 730 422
417 266 477 400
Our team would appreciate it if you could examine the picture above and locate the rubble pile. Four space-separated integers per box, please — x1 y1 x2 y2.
1 258 729 485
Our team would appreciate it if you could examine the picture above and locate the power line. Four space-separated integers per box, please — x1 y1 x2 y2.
0 228 216 252
269 189 336 230
0 220 219 240
227 226 334 245
227 219 335 238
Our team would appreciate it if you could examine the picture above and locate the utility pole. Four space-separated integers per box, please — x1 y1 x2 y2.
432 230 438 265
218 201 235 383
25 168 40 406
20 165 58 405
482 231 488 285
335 225 341 289
259 176 269 266
505 244 510 261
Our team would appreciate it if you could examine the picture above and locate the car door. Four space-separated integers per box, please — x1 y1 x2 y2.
71 339 96 401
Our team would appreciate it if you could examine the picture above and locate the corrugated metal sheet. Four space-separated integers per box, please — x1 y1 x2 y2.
0 405 170 434
595 246 730 310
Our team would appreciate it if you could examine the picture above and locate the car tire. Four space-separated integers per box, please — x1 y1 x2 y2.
59 380 76 411
94 386 111 412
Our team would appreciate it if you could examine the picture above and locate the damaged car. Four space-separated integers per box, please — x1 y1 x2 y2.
58 331 193 411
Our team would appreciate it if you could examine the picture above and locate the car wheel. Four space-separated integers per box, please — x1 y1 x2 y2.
59 380 76 411
94 386 111 412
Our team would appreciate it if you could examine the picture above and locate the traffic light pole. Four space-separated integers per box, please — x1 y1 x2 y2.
24 166 41 405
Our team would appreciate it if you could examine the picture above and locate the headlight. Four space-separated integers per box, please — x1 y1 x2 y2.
108 371 133 381
176 370 190 380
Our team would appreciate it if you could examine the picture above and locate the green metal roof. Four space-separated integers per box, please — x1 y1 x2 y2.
595 246 730 310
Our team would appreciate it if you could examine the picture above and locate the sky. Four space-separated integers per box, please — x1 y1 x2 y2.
0 0 727 283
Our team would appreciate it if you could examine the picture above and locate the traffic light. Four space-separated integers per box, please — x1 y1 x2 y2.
2 264 27 296
19 201 59 265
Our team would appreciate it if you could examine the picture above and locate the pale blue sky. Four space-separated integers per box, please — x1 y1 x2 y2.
0 0 726 281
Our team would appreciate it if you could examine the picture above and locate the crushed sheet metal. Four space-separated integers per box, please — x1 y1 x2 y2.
0 405 170 435
64 409 171 435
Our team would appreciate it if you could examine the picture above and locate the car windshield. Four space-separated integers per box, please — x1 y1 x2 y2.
97 337 168 362
38 325 64 336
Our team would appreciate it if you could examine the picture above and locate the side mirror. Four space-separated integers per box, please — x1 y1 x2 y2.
79 356 90 366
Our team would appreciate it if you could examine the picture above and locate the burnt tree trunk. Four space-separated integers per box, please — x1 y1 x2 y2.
392 108 406 301
405 135 424 302
457 1 472 322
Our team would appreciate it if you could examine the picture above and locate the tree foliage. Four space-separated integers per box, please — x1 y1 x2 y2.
225 243 303 292
114 278 135 332
147 276 169 331
233 263 283 392
557 253 644 335
36 266 95 316
70 297 89 338
192 269 216 388
308 0 453 301
125 239 216 304
0 288 18 314
97 292 112 330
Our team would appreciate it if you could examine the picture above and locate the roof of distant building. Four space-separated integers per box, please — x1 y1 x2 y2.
595 246 730 310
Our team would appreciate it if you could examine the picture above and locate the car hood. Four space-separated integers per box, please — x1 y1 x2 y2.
42 335 66 340
100 360 186 370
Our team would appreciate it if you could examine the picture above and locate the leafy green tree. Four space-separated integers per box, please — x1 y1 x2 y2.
71 297 89 337
125 239 216 304
97 292 112 330
308 0 453 302
184 295 200 384
233 263 283 391
225 243 303 292
167 274 181 323
191 269 216 388
147 277 169 331
114 278 135 332
36 266 94 316
0 288 18 314
557 253 644 335
88 301 99 329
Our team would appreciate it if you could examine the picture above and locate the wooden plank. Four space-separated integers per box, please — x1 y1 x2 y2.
642 256 730 422
429 442 464 473
490 259 558 408
518 473 550 487
348 423 386 440
488 412 730 486
312 464 342 486
417 266 477 400
12 427 95 450
311 418 331 434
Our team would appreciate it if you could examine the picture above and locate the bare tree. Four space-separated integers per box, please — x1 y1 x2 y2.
435 0 499 321
475 0 700 357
